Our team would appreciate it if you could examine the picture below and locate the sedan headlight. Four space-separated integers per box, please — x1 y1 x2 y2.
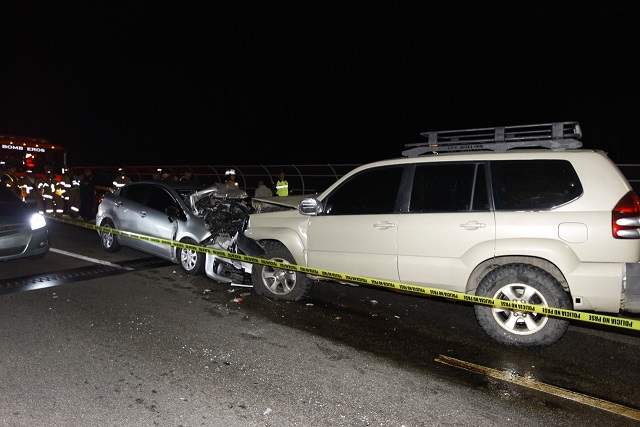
30 213 47 230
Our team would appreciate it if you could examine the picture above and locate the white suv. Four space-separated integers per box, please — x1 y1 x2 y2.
245 122 640 348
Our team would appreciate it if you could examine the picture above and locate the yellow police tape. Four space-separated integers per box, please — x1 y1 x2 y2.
49 215 640 333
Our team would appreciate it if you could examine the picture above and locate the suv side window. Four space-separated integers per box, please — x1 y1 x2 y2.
491 160 583 210
324 166 404 215
409 163 488 212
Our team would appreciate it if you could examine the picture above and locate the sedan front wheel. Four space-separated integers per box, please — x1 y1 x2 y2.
178 238 205 275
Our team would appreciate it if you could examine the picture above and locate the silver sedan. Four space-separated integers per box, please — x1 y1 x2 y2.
96 180 211 274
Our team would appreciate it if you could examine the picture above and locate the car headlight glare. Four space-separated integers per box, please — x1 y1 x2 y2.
30 213 47 230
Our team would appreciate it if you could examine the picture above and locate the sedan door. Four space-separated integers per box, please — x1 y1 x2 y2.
132 185 181 258
111 183 151 253
114 184 178 258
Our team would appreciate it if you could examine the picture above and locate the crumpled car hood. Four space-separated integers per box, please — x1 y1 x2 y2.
186 182 251 238
189 183 249 214
251 194 317 212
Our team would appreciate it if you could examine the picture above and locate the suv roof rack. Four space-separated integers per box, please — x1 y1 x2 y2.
402 121 582 157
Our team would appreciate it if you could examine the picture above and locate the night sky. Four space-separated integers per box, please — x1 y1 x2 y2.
2 3 638 167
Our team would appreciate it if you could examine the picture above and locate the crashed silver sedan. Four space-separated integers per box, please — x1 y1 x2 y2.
96 180 263 282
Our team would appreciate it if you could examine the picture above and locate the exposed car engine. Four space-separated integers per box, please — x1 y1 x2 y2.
188 183 264 284
191 183 252 242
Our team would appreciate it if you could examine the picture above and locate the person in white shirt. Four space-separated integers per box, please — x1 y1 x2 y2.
254 179 272 197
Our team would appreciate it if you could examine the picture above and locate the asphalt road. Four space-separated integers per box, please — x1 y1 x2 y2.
0 220 639 427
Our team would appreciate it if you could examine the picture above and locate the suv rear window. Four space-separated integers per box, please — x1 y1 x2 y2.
491 160 583 210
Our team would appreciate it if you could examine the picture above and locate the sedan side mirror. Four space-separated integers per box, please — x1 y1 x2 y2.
165 206 180 222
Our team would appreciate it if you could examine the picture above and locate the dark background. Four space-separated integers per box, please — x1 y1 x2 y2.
1 3 638 166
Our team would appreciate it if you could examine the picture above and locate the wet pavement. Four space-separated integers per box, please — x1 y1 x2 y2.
1 221 639 426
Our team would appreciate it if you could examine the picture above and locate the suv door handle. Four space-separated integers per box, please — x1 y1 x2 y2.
459 220 486 230
373 221 395 229
140 211 147 218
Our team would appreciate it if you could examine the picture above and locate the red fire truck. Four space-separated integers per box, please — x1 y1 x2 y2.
1 134 66 180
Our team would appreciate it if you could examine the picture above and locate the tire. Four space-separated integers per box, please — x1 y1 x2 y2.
251 241 312 301
177 238 205 275
99 219 121 253
473 263 571 348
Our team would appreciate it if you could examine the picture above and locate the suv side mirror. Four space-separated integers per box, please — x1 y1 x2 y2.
299 197 322 216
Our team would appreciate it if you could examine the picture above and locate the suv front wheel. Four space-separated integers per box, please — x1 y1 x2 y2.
474 263 571 348
251 241 312 301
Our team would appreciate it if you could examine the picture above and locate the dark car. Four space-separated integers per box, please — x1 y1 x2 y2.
96 180 213 275
0 186 50 261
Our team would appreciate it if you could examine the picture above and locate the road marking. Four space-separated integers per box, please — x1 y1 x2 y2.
50 248 133 270
435 354 640 421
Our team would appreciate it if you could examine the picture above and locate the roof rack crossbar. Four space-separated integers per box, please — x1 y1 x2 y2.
402 121 582 157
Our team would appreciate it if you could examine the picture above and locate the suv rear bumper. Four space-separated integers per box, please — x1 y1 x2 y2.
625 263 640 313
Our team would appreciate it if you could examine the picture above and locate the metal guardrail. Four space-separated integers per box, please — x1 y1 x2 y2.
74 164 362 196
76 163 640 196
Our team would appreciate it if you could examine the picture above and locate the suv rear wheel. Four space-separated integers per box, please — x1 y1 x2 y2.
251 241 312 301
474 263 571 348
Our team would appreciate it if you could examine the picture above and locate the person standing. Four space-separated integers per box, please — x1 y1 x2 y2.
79 168 96 221
63 169 81 218
112 167 132 189
161 170 174 182
20 169 44 213
275 169 288 196
53 172 66 215
40 171 61 215
225 169 239 188
254 179 272 197
180 169 199 184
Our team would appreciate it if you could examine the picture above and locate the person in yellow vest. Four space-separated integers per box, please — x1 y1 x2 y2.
275 169 288 196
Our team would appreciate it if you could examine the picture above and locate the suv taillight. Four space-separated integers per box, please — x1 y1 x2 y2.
612 191 640 239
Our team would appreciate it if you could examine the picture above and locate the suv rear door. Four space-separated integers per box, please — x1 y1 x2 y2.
397 162 495 292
